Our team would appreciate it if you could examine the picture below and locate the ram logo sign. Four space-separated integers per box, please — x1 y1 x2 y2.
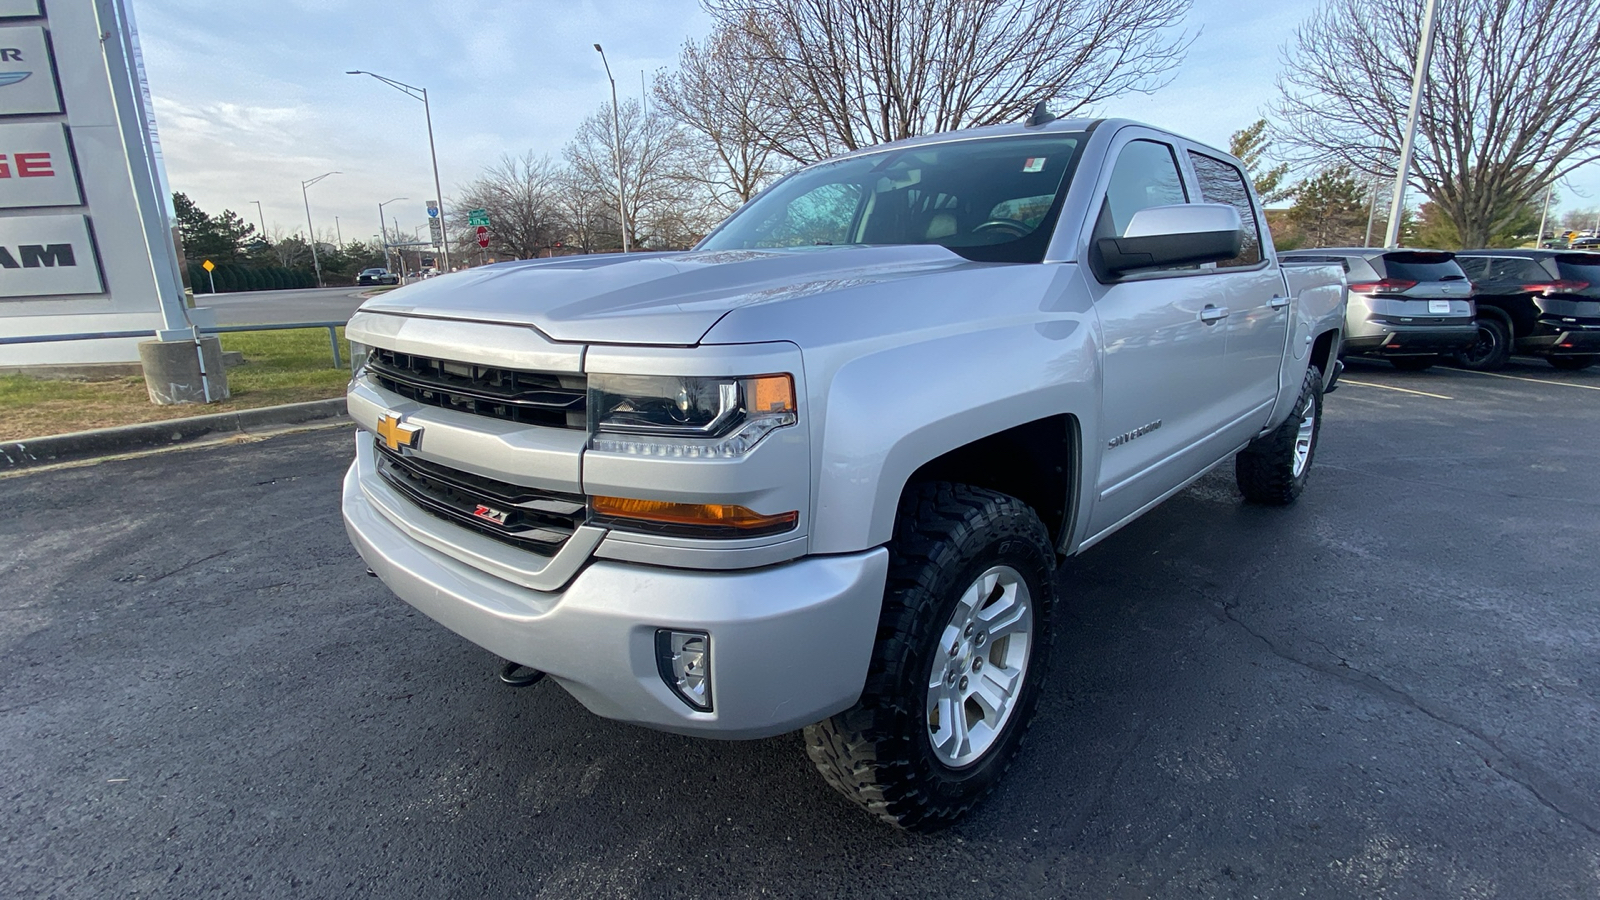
0 214 101 297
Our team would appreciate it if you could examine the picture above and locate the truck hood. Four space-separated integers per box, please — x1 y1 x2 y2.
357 245 979 345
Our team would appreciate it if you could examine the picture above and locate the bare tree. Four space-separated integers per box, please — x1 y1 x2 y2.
554 167 620 254
700 0 1191 163
455 153 565 259
655 24 789 211
563 98 717 249
1274 0 1600 248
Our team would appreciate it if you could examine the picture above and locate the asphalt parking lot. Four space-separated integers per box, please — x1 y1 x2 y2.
2 358 1597 898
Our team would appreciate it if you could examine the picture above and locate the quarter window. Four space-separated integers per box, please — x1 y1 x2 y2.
1188 151 1262 267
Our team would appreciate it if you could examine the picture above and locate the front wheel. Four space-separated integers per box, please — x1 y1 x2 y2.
1548 355 1597 371
804 483 1056 831
1236 366 1322 505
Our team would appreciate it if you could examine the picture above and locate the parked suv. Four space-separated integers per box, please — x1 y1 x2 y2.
1280 248 1475 370
1453 250 1600 370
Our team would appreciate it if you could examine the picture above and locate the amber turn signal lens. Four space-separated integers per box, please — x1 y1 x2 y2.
748 374 795 414
591 496 798 537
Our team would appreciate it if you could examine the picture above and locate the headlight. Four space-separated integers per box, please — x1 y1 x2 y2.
348 340 371 377
588 373 796 458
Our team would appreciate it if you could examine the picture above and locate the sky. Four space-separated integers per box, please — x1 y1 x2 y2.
134 0 1600 247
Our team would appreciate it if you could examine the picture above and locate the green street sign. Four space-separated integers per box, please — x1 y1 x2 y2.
468 208 490 227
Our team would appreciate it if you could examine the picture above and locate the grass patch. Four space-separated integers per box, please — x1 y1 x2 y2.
0 327 351 442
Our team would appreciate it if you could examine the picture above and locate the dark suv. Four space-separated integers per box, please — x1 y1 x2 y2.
1453 251 1600 371
356 267 400 286
1281 248 1476 371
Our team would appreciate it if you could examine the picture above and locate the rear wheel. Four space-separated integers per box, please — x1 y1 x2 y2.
804 483 1055 831
1455 316 1511 371
1548 355 1597 371
1236 366 1322 505
1390 356 1436 371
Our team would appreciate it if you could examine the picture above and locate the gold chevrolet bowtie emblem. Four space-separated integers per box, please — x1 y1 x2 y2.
375 412 422 453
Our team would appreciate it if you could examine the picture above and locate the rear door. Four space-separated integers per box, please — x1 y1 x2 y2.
1184 148 1287 444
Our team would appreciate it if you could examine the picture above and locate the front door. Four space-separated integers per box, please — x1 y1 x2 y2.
1087 136 1233 537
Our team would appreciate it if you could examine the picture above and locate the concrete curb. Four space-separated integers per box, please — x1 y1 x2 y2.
0 397 349 470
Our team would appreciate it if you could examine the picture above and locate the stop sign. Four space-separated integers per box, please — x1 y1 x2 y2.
475 225 490 248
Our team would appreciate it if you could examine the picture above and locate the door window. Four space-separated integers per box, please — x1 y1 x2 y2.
1187 151 1262 267
1098 140 1188 237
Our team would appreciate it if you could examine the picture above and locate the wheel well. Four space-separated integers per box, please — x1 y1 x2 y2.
904 415 1077 550
1310 330 1338 382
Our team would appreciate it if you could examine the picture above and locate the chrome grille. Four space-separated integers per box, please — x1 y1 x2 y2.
373 440 587 555
367 348 587 429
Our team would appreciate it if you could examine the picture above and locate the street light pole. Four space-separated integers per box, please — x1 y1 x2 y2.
379 196 407 271
301 171 339 287
593 44 630 252
347 70 452 272
334 215 343 249
1384 0 1440 248
251 200 267 239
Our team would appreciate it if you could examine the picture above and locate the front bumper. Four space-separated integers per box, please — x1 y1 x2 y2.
343 458 889 739
1343 323 1478 356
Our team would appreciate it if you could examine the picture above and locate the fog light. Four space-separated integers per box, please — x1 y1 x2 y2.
656 629 712 711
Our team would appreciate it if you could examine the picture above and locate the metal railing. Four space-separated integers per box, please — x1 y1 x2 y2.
0 321 347 368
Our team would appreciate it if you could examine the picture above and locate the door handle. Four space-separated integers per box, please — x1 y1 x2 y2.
1199 305 1230 324
1268 295 1290 310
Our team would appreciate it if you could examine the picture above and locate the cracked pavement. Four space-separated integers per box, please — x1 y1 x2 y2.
1 358 1597 898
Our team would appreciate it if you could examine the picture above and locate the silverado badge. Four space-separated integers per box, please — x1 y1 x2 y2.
375 412 422 453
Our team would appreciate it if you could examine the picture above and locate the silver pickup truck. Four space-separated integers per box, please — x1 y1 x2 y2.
342 117 1345 830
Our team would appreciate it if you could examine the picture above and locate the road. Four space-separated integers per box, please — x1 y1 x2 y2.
2 360 1597 898
195 286 373 326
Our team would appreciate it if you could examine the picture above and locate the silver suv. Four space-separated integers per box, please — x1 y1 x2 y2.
1282 248 1475 371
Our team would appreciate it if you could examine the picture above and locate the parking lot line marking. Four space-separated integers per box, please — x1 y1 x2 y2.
1445 369 1600 392
1339 379 1453 400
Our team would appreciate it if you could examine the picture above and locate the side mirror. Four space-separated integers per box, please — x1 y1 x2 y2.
1096 203 1243 276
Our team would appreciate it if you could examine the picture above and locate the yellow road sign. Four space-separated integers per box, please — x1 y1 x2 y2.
202 259 215 272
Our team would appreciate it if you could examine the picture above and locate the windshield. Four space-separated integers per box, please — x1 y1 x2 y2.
697 134 1085 264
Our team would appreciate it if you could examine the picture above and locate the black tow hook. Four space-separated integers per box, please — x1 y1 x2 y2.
499 660 546 688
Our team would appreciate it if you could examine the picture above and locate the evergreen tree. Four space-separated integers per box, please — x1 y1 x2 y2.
1228 119 1293 204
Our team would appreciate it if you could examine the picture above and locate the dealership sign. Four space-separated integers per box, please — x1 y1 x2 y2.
0 25 60 116
0 122 79 207
0 214 102 297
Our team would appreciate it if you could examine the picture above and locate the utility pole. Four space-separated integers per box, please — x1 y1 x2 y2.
1536 184 1555 248
1363 173 1383 248
594 44 630 252
301 171 339 287
348 70 452 271
378 196 406 271
1384 0 1440 248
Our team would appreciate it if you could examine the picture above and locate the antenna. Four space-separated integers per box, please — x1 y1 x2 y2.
1026 101 1057 127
